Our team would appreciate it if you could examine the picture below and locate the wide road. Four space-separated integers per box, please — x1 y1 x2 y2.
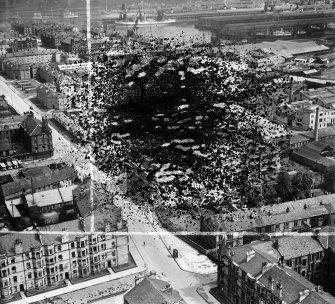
121 201 215 304
0 77 94 179
0 77 215 304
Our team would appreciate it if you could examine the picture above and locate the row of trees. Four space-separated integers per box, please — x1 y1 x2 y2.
275 171 313 201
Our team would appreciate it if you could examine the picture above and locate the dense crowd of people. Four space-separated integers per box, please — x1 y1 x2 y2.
70 44 291 215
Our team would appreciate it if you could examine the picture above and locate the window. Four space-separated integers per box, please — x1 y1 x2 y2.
27 273 32 279
12 266 16 273
294 221 298 227
26 263 31 269
59 264 63 271
58 255 63 261
49 249 53 255
13 276 17 283
71 242 75 249
72 252 76 258
57 245 62 251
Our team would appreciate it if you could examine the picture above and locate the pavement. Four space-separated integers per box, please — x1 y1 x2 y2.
0 76 218 304
143 206 217 275
196 283 222 304
117 199 217 304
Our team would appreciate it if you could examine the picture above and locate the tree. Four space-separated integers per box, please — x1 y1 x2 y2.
323 166 335 193
275 171 292 200
291 172 313 199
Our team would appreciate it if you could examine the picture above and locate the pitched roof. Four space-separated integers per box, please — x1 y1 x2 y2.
1 166 76 197
21 116 51 136
209 194 335 233
21 165 52 178
258 265 331 304
229 245 276 278
124 277 184 304
253 236 324 260
0 234 41 256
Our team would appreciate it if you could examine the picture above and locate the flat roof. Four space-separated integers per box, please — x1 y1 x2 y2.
26 185 76 208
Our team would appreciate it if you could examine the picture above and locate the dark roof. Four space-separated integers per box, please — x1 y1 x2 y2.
302 126 335 141
21 165 52 178
208 194 335 233
1 166 76 197
290 134 312 146
275 236 323 260
0 234 41 256
306 141 333 154
0 174 13 186
21 116 51 136
124 277 184 304
0 139 12 152
292 146 335 167
73 180 120 220
228 245 276 278
318 226 335 250
259 265 331 304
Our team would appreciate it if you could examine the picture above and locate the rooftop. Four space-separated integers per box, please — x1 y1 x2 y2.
1 166 76 197
252 235 324 260
124 277 184 304
209 194 335 233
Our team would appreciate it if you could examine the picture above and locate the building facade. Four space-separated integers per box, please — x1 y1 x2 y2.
2 61 31 80
36 84 70 110
0 50 60 72
11 38 38 53
0 211 129 300
200 194 335 250
216 242 335 304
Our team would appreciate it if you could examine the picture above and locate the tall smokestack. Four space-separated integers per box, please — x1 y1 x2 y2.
314 107 320 142
289 77 293 103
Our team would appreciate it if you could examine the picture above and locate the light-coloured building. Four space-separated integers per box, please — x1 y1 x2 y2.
0 49 60 71
293 102 334 131
5 185 76 217
36 84 71 110
0 210 129 300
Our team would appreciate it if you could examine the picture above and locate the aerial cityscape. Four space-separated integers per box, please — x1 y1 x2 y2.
0 0 335 304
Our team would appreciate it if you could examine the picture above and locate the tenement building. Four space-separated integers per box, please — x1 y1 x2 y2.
215 242 335 304
11 38 38 53
0 210 129 300
200 194 335 250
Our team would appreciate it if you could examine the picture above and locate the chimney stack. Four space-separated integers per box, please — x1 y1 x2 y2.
269 276 274 291
299 290 310 302
246 250 256 263
314 107 320 142
277 281 283 298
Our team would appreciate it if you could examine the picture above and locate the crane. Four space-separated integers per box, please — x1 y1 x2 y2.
127 10 141 38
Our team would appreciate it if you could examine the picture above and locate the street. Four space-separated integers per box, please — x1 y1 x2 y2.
0 77 217 304
120 201 216 304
